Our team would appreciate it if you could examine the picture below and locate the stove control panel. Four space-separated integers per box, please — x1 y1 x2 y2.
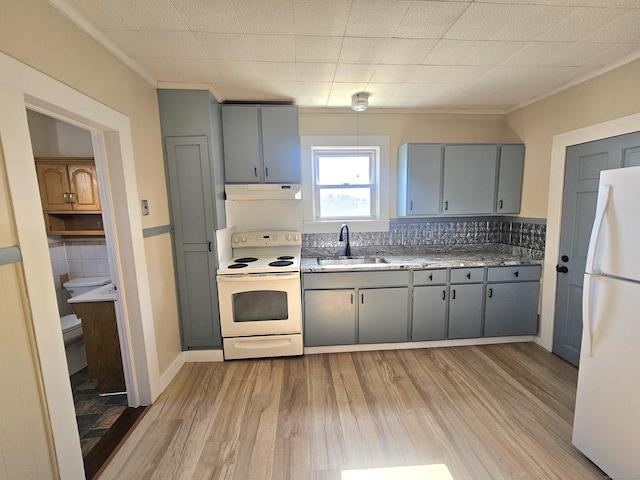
232 230 301 247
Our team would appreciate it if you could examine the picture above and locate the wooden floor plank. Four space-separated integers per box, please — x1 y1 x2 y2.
99 343 605 480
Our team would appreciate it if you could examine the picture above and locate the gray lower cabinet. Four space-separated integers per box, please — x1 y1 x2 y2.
303 271 410 346
303 265 540 346
304 289 356 346
412 285 448 341
448 283 484 339
484 265 541 336
359 287 410 344
411 268 448 341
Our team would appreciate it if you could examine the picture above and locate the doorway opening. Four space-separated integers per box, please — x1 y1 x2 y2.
24 108 151 477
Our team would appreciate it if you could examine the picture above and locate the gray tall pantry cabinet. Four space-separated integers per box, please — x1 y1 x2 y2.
157 90 226 349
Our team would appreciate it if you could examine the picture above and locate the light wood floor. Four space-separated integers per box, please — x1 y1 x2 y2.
100 343 605 479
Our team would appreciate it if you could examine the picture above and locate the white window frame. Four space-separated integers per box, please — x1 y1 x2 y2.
301 135 389 233
312 146 378 220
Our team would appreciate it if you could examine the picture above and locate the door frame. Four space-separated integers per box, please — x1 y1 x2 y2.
0 52 160 478
539 112 640 351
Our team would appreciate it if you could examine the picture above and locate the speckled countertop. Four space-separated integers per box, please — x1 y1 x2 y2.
301 251 541 273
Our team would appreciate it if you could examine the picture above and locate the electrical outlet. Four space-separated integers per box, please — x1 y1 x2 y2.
141 199 150 216
425 230 433 241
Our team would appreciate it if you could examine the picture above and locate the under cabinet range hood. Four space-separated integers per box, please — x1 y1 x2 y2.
225 184 301 200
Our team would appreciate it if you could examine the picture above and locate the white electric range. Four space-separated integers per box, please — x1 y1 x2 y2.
216 230 303 360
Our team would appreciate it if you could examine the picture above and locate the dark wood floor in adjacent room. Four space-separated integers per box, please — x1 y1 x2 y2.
99 343 605 479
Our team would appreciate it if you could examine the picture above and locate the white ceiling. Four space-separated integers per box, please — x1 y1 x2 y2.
52 0 640 113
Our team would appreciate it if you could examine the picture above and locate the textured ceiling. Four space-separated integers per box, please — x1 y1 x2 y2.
52 0 640 112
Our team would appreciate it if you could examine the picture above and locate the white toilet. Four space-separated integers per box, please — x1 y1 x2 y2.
61 276 111 375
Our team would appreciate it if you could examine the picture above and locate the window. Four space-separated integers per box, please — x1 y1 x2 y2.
312 147 378 220
301 135 389 232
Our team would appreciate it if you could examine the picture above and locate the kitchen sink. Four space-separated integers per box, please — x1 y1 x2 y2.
317 256 388 266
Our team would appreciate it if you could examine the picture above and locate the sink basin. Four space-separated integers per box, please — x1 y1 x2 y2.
317 256 388 266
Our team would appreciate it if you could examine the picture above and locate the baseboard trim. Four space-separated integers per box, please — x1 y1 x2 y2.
183 349 224 362
304 336 534 355
158 353 185 393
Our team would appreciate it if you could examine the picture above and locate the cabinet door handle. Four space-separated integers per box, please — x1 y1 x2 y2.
499 199 503 209
350 293 354 304
208 241 212 252
265 167 269 178
514 271 519 277
69 192 75 204
488 288 493 298
444 200 448 211
409 200 413 210
254 166 258 177
466 272 471 279
361 293 364 304
429 273 433 281
442 290 446 300
452 289 456 300
63 192 70 203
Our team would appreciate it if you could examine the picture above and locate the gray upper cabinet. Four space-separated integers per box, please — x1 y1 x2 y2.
397 143 442 216
496 144 525 214
443 144 498 215
222 104 300 184
397 142 524 217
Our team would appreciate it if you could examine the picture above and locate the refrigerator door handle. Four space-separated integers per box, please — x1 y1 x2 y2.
585 184 611 275
582 273 596 357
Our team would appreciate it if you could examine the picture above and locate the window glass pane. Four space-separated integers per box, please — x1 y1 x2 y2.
319 188 371 217
317 155 371 185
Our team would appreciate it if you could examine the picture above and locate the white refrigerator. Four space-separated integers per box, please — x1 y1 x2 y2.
573 165 640 478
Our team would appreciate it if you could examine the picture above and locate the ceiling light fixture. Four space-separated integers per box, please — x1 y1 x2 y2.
351 92 369 112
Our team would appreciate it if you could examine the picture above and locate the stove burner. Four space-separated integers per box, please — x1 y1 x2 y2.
277 255 294 260
228 263 248 269
235 257 258 263
269 260 294 267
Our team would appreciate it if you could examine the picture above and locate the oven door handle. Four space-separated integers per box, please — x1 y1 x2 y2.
217 272 299 282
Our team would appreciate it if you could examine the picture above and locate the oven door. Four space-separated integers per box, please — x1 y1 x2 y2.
217 272 301 337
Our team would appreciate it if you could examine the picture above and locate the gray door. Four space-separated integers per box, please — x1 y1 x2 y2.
553 132 640 366
166 136 221 348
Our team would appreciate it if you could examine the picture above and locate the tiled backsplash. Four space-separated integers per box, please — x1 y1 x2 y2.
302 219 546 260
49 239 110 316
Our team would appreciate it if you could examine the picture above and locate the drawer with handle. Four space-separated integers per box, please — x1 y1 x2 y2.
450 267 484 283
413 269 448 285
487 265 541 282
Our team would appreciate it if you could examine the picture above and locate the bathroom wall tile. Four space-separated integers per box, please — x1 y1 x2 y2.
95 245 109 259
96 258 111 276
81 258 98 276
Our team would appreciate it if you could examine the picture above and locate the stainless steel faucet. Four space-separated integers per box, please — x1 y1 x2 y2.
339 223 351 257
